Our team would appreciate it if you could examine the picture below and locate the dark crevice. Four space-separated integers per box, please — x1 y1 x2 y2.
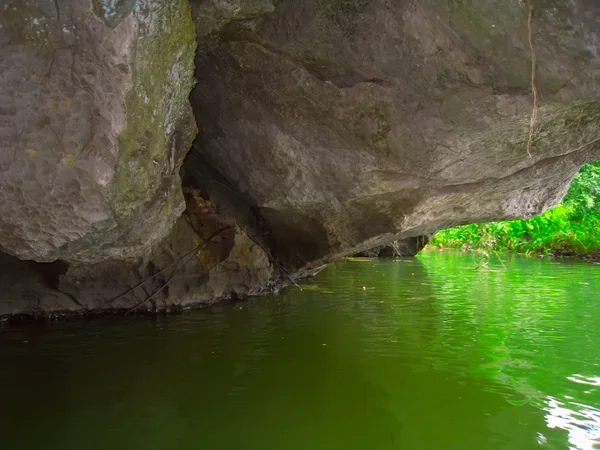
0 251 81 317
38 259 70 290
352 236 430 258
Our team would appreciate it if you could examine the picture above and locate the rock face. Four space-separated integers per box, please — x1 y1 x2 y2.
189 0 600 272
0 214 275 318
0 0 197 264
0 0 278 318
1 0 600 317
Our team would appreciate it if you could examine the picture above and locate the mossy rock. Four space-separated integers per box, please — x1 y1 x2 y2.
112 0 198 219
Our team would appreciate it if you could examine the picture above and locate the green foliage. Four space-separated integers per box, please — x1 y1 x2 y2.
431 161 600 256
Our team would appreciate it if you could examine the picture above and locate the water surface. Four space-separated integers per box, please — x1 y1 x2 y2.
1 250 599 450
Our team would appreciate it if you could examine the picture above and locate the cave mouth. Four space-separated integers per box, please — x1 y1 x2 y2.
429 160 600 257
352 236 430 258
0 251 72 319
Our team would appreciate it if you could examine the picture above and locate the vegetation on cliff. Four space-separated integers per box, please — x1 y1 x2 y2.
430 161 600 257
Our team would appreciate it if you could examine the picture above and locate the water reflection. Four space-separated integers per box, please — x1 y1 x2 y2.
544 395 600 450
0 251 599 450
420 251 600 449
568 374 600 387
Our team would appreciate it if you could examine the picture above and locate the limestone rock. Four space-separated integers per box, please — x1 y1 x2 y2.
2 0 600 318
189 0 600 271
0 0 198 264
56 217 274 313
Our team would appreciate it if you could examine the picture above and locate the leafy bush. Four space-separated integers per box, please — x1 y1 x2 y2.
430 161 600 256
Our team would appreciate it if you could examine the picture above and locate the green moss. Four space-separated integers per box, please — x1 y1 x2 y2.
111 0 198 219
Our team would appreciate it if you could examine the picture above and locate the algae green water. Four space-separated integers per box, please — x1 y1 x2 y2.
1 250 599 450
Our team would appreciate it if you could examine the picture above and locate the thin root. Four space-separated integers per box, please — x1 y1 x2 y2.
106 226 232 309
527 0 538 159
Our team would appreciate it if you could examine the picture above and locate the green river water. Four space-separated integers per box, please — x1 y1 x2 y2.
1 250 599 450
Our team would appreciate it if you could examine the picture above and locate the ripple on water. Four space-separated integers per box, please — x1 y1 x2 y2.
0 250 599 450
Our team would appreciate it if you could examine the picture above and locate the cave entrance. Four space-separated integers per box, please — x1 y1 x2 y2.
428 160 600 257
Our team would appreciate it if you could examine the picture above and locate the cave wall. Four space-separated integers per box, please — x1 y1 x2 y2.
188 0 600 271
0 0 197 264
0 0 277 317
0 0 599 317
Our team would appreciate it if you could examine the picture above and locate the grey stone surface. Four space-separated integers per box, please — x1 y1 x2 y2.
0 215 275 319
56 218 274 314
189 0 600 271
0 0 197 264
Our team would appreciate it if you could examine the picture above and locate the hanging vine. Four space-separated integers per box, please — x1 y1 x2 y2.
526 0 539 158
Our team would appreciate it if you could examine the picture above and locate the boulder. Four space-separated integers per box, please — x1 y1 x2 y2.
188 0 600 271
0 0 197 264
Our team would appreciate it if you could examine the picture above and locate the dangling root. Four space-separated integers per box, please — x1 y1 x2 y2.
126 226 233 313
103 226 231 310
236 222 303 291
125 250 198 314
526 0 538 159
